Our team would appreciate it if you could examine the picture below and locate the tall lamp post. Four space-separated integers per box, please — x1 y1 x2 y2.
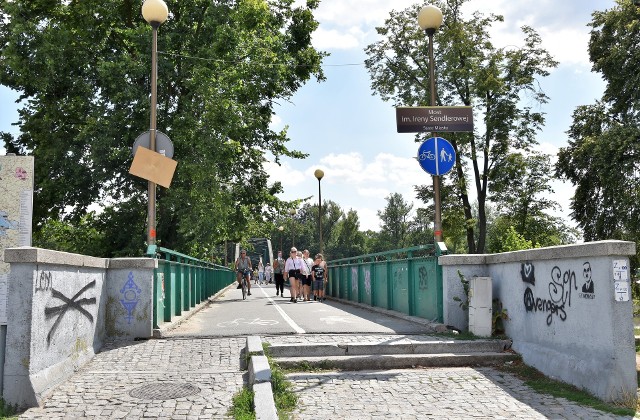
289 208 297 248
278 225 284 253
418 5 444 243
314 169 324 254
142 0 169 247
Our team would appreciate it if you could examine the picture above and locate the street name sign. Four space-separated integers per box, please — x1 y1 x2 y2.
417 137 456 176
396 106 473 133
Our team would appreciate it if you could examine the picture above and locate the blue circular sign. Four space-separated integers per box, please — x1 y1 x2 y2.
417 137 456 176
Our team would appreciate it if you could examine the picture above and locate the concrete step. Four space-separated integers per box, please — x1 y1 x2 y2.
273 352 518 370
266 339 512 358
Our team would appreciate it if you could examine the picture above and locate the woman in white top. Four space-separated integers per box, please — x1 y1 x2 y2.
257 259 264 284
284 247 303 303
264 263 273 284
302 249 314 301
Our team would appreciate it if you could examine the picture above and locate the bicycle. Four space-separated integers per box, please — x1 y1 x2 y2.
419 150 435 161
240 269 251 300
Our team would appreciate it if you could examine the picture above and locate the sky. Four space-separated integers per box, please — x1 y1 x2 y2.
0 0 615 233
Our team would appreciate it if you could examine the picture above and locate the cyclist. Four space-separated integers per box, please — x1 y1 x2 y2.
235 249 252 296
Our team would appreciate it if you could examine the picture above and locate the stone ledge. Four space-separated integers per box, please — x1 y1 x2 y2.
249 355 271 385
246 336 264 356
109 258 157 269
439 240 636 266
253 382 277 420
3 247 108 269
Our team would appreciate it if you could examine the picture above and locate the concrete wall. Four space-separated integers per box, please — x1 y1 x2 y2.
2 248 156 408
439 240 637 402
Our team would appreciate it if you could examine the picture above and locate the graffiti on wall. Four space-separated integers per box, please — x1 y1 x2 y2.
523 262 594 326
418 266 429 290
351 267 359 295
45 280 96 344
120 272 141 324
364 268 371 297
520 263 535 286
579 262 595 299
35 271 52 292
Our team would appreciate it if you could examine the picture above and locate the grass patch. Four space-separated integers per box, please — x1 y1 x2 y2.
229 388 255 420
0 397 18 419
497 359 637 417
263 343 298 418
281 360 335 373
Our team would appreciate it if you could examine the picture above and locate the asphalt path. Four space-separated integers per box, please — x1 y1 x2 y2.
164 281 434 337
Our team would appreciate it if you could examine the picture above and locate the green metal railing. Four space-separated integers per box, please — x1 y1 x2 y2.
148 246 235 328
327 244 444 322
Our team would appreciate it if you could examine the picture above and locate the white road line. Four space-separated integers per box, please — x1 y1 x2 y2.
258 285 305 334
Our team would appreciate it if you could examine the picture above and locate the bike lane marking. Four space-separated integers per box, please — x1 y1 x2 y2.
258 285 305 334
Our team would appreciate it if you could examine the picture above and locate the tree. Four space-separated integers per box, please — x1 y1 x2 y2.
364 0 557 254
376 193 413 250
555 1 640 257
0 0 325 256
329 210 366 259
488 151 576 248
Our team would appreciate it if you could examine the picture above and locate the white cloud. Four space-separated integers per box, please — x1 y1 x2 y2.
357 186 389 198
350 206 381 232
312 27 364 50
270 114 282 130
264 160 305 189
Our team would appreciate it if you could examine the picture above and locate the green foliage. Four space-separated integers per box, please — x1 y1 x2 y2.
0 0 325 256
0 397 17 418
376 193 413 250
556 0 640 268
491 225 536 253
365 0 557 254
34 213 103 257
491 298 509 336
261 343 298 416
498 360 637 415
452 270 470 311
229 388 255 420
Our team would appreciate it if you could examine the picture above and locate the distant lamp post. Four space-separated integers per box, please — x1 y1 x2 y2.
278 225 284 253
418 4 444 243
314 169 325 254
289 208 297 248
142 0 169 247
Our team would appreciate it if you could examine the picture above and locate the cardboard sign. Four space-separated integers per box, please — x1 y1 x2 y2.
129 146 177 188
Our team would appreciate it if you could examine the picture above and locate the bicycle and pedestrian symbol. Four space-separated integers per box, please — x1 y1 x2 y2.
417 137 456 176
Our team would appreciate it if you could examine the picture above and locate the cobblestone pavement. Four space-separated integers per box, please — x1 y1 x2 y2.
19 338 246 420
15 333 637 419
264 335 636 420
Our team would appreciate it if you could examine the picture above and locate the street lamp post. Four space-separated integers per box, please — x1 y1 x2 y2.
289 208 297 248
418 5 444 243
142 0 169 247
278 225 284 253
314 169 324 254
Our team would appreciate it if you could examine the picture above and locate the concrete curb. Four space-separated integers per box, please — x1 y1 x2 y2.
153 283 235 338
246 336 278 420
326 296 449 333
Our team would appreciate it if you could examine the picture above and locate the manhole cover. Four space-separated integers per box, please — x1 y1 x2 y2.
129 383 200 400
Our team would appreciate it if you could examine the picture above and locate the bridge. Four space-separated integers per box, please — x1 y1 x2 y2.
0 240 637 418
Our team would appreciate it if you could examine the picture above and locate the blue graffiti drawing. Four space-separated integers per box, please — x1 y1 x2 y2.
120 272 141 324
0 210 19 237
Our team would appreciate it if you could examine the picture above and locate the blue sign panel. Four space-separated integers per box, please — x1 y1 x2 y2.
417 137 456 176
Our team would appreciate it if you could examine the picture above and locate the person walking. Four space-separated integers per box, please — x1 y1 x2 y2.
273 251 285 297
284 247 302 303
264 263 273 285
312 253 328 301
257 259 265 284
302 249 314 301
